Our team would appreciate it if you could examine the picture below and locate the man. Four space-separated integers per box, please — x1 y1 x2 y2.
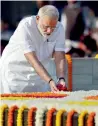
1 19 13 54
61 1 86 57
0 5 66 93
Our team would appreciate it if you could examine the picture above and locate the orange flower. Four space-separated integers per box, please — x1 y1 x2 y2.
28 107 37 126
46 108 56 126
87 112 96 126
8 105 18 126
66 110 76 126
85 95 98 100
1 92 68 99
65 54 72 91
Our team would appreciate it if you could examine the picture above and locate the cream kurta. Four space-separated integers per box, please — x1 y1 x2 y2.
0 16 65 93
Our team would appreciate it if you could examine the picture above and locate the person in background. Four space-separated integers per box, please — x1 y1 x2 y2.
80 11 98 57
0 19 14 54
36 0 50 9
50 1 67 21
0 5 67 93
61 0 92 57
91 18 98 48
35 0 50 15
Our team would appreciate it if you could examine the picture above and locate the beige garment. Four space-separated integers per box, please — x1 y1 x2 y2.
0 44 57 93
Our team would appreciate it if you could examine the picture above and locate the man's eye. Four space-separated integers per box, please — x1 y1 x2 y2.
44 26 49 29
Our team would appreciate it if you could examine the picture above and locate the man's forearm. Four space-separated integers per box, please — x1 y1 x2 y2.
54 51 66 78
56 58 66 78
24 52 52 83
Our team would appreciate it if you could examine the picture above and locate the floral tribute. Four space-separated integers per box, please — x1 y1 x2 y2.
65 54 72 91
8 105 18 126
0 105 96 126
0 92 68 99
84 95 98 100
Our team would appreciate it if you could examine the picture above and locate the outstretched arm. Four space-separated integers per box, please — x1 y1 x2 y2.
24 52 58 92
54 51 66 86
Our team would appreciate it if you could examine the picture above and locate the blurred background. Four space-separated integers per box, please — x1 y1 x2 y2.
1 0 98 57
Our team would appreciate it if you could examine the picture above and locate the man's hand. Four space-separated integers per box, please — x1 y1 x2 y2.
56 79 67 91
49 80 59 93
58 79 66 87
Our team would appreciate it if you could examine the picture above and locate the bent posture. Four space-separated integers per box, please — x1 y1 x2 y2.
0 5 66 93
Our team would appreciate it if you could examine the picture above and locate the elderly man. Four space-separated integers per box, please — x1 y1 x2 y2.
0 5 66 93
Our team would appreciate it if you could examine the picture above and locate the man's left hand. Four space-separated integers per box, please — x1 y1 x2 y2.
56 79 67 91
58 79 66 87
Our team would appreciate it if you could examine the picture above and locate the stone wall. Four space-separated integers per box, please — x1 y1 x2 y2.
70 58 98 91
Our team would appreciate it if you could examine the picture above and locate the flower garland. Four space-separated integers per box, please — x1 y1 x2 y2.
87 112 96 126
0 92 67 99
35 107 47 126
0 105 97 126
17 105 28 126
78 111 88 126
56 109 65 126
66 100 98 106
28 107 37 126
66 110 76 126
65 54 72 91
46 108 56 126
0 104 8 126
84 95 98 100
8 105 18 126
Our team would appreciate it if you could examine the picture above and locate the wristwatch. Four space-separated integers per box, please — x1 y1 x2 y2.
48 78 53 84
58 77 65 82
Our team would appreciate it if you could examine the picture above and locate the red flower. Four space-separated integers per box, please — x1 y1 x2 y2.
56 83 68 91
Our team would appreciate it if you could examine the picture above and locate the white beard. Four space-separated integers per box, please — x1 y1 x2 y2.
37 24 49 39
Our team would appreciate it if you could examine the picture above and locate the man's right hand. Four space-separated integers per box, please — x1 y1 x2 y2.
49 80 59 93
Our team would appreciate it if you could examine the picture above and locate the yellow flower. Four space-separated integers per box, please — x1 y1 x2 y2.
66 101 98 106
17 105 28 126
78 111 88 126
95 54 98 58
0 104 8 126
56 109 65 126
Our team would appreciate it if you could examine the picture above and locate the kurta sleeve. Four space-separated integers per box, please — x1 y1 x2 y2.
54 24 65 52
13 20 35 54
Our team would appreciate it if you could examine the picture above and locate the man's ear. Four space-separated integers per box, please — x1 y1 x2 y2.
36 16 40 24
36 15 40 21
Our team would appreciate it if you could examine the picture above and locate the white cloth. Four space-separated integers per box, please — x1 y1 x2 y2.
0 16 65 93
61 13 71 53
61 13 67 32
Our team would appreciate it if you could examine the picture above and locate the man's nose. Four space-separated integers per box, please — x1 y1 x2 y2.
46 27 52 34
